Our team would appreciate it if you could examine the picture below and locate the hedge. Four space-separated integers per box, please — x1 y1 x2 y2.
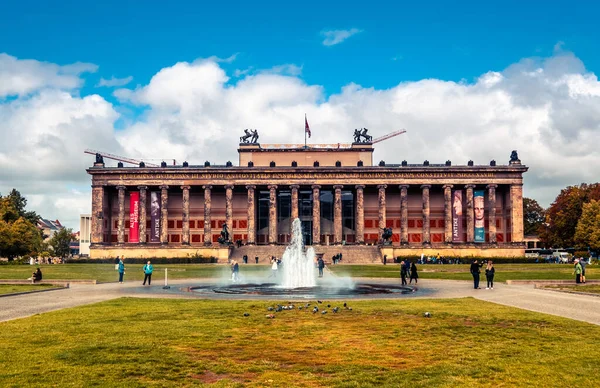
65 256 218 264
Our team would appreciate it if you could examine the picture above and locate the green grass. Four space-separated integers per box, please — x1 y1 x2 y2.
329 264 596 282
543 284 600 294
0 284 59 295
0 298 598 387
0 263 594 283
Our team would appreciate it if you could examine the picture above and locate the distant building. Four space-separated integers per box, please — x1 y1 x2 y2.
37 219 63 241
79 214 91 256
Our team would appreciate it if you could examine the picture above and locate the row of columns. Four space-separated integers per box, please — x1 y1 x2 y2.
93 183 518 246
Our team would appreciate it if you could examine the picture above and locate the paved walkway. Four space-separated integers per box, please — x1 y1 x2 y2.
2 278 600 325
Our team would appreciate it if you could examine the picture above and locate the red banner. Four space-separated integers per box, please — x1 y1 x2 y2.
129 192 140 243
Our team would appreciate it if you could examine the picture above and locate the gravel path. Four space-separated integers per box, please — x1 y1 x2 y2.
1 278 599 325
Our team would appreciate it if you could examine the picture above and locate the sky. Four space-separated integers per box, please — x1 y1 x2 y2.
1 0 599 230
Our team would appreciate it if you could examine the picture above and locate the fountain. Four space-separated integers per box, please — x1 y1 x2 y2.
280 219 316 288
189 218 416 298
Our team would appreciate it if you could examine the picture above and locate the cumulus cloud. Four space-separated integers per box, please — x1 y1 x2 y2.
97 75 133 87
0 53 97 98
321 28 362 46
2 51 600 230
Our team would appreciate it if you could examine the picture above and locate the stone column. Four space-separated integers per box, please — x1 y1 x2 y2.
378 185 387 242
333 185 343 244
290 185 299 221
91 185 104 245
268 185 277 244
203 185 212 246
487 184 498 244
225 185 234 242
160 185 169 245
355 185 365 244
117 185 126 245
400 185 409 245
510 183 524 242
312 185 321 245
246 185 256 245
421 185 431 244
443 185 453 243
181 186 190 245
138 186 147 244
466 185 475 243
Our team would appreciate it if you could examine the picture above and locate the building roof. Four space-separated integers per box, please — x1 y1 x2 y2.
37 219 63 231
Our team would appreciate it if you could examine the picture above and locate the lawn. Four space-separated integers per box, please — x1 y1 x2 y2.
328 264 595 282
0 284 59 295
0 263 593 283
542 284 600 295
0 298 598 387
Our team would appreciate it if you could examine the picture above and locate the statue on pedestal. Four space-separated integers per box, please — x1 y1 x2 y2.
218 224 230 244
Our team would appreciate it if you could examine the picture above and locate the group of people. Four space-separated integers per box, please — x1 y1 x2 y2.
113 256 153 285
29 257 63 265
399 260 419 285
331 253 343 264
470 259 495 289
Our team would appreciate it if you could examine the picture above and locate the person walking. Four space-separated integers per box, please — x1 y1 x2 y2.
318 257 325 278
142 261 153 286
409 261 419 284
269 258 278 278
400 260 408 285
580 258 587 283
117 258 125 283
470 259 482 289
485 260 495 289
574 259 583 284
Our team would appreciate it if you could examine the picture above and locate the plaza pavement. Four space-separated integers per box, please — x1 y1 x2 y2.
1 277 600 325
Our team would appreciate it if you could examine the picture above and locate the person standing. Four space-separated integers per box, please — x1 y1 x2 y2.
118 258 125 283
580 258 587 283
318 257 325 278
400 260 408 285
409 261 419 284
269 258 278 278
142 261 153 286
485 260 495 289
574 259 583 284
114 256 120 270
470 259 482 289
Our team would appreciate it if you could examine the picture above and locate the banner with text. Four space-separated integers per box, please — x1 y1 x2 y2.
129 192 140 243
150 191 160 243
452 190 464 242
474 190 485 243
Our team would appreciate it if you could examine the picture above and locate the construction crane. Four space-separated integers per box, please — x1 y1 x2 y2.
84 149 164 167
372 129 406 144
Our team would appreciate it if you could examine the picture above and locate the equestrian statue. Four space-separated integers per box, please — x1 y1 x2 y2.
353 128 373 143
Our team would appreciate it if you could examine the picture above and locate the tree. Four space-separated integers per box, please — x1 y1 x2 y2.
574 200 600 250
0 194 43 260
523 197 545 236
5 189 40 224
49 228 74 258
542 183 600 248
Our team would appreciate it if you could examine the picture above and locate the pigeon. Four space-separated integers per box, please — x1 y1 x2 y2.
276 306 283 312
312 306 319 313
327 304 331 308
321 310 327 314
265 314 275 319
267 307 274 311
423 312 431 318
343 302 347 307
298 306 303 310
332 307 339 313
243 313 250 317
317 300 323 304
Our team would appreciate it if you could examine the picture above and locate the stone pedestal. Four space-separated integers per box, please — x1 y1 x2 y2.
117 185 126 245
246 185 256 245
181 186 190 245
203 185 212 246
91 185 104 245
378 185 387 242
312 185 321 245
225 185 234 242
400 185 409 245
355 185 365 244
138 186 147 244
268 185 277 244
160 185 169 245
421 185 431 244
333 185 343 244
466 185 475 243
443 185 453 243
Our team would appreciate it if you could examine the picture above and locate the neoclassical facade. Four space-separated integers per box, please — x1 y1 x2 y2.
87 143 528 260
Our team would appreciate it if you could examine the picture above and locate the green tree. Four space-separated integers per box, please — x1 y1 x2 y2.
574 200 600 250
541 183 600 248
49 228 74 259
0 195 43 260
523 197 545 236
5 189 40 224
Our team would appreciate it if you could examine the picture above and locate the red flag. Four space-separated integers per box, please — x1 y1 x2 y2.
305 115 311 138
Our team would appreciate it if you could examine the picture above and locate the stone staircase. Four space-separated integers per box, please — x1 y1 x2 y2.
229 245 382 264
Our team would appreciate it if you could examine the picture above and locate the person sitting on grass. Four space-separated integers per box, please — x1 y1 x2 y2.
32 268 42 282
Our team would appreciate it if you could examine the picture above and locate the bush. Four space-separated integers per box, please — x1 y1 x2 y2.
573 251 590 259
392 256 538 264
65 256 218 264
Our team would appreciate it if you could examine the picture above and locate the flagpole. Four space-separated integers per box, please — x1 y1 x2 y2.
304 113 307 149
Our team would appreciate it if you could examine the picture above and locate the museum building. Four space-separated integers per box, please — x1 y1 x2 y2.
87 138 528 261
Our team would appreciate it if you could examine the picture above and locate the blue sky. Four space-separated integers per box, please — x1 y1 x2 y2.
2 0 598 99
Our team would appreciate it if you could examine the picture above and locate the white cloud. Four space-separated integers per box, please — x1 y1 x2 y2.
0 53 97 98
321 28 362 46
97 75 133 87
2 52 600 230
